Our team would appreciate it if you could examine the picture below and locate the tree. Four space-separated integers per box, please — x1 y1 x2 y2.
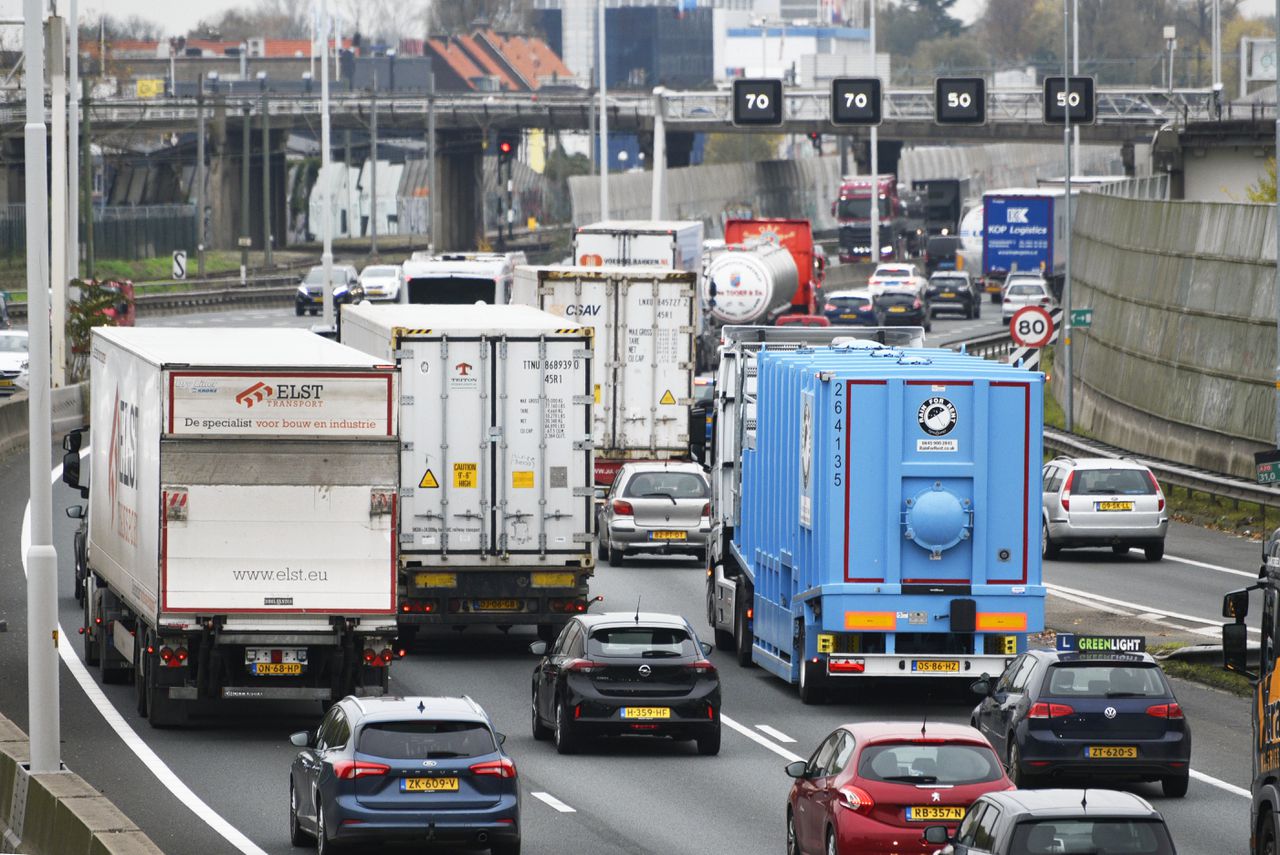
880 0 964 59
1247 158 1275 203
702 133 780 165
428 0 532 34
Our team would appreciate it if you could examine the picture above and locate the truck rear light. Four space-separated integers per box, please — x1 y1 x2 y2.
746 607 753 620
1146 703 1183 719
175 647 189 663
565 659 604 674
1146 471 1165 511
370 488 395 516
469 758 517 779
159 646 173 663
363 648 376 664
837 785 875 814
1028 702 1074 718
828 658 865 673
333 760 389 779
401 600 436 614
378 648 393 665
612 500 634 515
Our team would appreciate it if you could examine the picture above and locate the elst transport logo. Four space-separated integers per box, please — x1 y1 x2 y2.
235 381 273 408
234 381 325 408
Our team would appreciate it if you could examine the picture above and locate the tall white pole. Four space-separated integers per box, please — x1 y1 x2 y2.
1071 0 1079 172
321 0 334 327
1273 0 1280 449
1063 0 1074 433
651 87 666 219
49 15 67 388
1212 0 1221 90
68 0 78 284
25 0 62 776
869 0 878 264
598 0 609 221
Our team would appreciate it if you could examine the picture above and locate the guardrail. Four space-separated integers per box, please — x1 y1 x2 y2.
7 276 299 322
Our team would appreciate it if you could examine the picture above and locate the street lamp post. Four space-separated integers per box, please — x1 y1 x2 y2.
597 0 609 220
320 0 335 327
1273 0 1280 449
870 0 879 267
1063 0 1075 433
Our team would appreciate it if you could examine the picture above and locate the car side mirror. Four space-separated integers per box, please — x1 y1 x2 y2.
699 641 713 656
65 505 84 519
923 825 950 845
784 760 808 779
1223 589 1250 620
63 427 84 454
529 641 548 656
62 448 87 498
289 730 311 748
970 678 992 697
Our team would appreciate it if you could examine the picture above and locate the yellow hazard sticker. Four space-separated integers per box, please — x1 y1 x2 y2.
817 633 835 654
419 469 439 489
594 384 601 404
513 471 534 489
659 389 676 405
453 463 478 488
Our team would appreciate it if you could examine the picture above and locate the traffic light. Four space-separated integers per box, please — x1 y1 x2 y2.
808 132 822 151
495 131 519 164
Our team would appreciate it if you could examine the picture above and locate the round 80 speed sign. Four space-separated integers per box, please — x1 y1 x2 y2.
1009 305 1054 348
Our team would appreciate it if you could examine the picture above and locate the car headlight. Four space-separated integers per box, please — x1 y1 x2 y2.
296 285 309 296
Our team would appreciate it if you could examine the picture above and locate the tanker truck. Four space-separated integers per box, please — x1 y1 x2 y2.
697 240 800 368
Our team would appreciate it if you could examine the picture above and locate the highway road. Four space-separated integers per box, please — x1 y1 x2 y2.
0 304 1252 855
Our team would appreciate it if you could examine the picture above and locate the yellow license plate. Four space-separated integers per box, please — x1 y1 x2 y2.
475 599 520 611
888 306 907 313
1097 501 1134 511
531 571 576 588
839 313 859 319
622 707 670 720
941 292 956 298
912 660 960 673
906 806 966 822
415 572 457 588
1087 746 1137 759
253 663 302 676
0 379 12 387
401 777 459 792
650 530 687 541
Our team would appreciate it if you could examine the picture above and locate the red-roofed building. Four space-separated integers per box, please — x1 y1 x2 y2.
424 29 575 93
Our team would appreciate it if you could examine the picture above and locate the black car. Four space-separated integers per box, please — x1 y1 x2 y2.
876 289 932 332
288 695 520 855
924 789 1177 854
823 289 880 326
530 612 722 756
928 272 981 319
970 637 1190 797
295 264 363 316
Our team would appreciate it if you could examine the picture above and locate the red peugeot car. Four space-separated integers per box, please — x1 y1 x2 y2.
785 721 1012 855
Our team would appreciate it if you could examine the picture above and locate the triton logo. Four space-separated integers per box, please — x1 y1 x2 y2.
455 362 473 377
1006 207 1030 224
235 382 274 408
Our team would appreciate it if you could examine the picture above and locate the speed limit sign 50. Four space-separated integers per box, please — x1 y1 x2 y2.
1009 306 1054 348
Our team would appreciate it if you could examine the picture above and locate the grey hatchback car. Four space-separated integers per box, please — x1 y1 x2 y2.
597 462 711 565
1041 457 1168 561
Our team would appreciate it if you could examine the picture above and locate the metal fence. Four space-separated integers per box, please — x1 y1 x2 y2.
0 203 196 262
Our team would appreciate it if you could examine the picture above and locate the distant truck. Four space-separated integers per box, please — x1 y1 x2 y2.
64 328 400 726
705 329 1045 702
982 189 1072 298
835 174 912 263
340 303 595 643
573 220 704 272
723 218 824 311
513 265 696 486
400 251 527 305
912 178 971 237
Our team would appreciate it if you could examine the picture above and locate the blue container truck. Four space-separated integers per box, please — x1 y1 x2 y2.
982 189 1071 298
708 338 1045 703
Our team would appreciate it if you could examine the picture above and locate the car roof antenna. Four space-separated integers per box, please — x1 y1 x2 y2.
921 710 927 738
634 596 641 624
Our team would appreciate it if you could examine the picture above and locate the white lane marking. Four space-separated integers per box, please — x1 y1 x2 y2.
23 459 268 855
722 714 803 763
530 792 577 813
1044 582 1259 634
755 724 796 743
1046 588 1133 617
1190 769 1250 799
1166 554 1256 579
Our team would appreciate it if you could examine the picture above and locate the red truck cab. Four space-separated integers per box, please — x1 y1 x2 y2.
835 175 904 263
723 218 822 315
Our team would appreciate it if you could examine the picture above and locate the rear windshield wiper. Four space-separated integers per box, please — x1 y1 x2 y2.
423 751 466 759
879 775 938 784
640 492 678 505
640 650 683 658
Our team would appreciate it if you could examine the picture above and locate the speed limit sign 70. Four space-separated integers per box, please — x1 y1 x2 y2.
1010 306 1054 348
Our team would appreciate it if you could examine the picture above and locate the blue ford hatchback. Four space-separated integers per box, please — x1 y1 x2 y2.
970 637 1190 798
289 696 520 854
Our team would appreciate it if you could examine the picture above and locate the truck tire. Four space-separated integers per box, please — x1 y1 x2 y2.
1259 813 1277 855
100 623 130 684
82 596 100 667
135 640 148 718
146 653 189 729
798 649 826 706
707 577 735 650
733 594 754 668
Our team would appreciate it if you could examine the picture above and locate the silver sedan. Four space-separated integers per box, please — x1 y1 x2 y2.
597 462 711 566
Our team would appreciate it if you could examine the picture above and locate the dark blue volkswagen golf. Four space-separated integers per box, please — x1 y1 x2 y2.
289 696 520 854
969 636 1191 798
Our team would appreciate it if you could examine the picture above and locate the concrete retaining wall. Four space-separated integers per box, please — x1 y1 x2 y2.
1055 193 1276 478
899 143 1125 195
0 714 161 854
0 384 89 459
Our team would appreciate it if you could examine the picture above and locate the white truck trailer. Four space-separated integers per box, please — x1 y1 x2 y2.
62 328 400 726
340 303 595 642
511 265 696 486
572 220 704 272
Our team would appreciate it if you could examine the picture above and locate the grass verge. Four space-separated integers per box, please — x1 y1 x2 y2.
1146 642 1252 697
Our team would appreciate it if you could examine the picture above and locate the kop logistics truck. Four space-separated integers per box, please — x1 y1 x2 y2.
62 328 400 726
340 303 595 643
982 188 1073 300
512 266 696 486
706 331 1045 702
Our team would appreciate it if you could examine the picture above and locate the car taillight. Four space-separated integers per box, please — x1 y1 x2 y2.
824 303 837 312
686 659 717 674
333 760 390 779
701 502 711 517
1061 470 1075 511
1147 703 1184 719
469 758 517 779
612 500 634 515
836 784 875 814
565 659 605 674
1146 471 1165 511
1028 702 1075 719
912 298 922 309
